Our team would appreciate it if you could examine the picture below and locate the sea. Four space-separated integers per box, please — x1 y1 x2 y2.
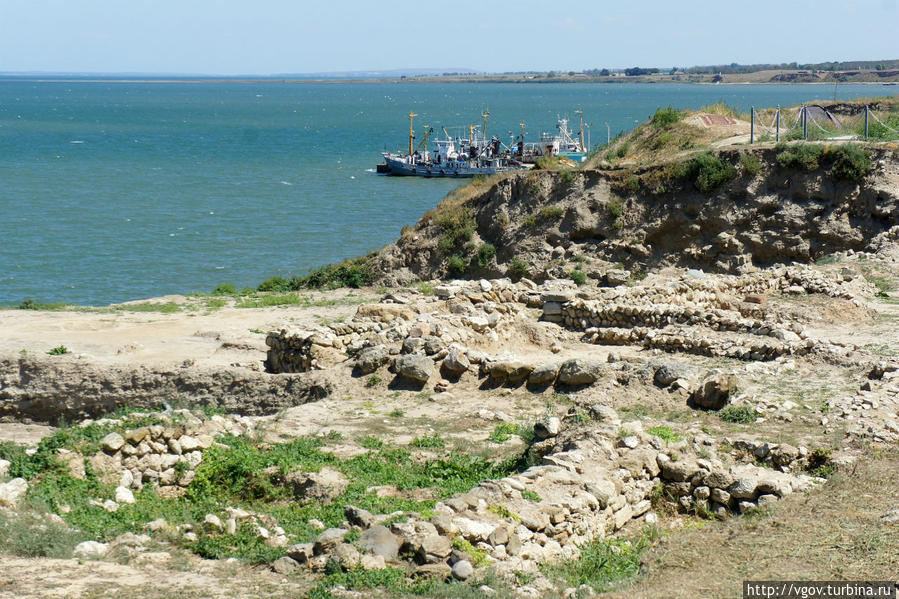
1 79 895 305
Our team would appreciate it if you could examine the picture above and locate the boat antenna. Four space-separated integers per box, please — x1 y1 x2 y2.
408 111 418 156
482 110 490 140
575 109 585 152
519 121 526 141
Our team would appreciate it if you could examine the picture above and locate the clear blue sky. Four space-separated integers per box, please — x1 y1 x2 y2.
1 0 896 74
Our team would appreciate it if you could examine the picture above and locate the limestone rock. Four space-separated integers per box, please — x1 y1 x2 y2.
691 372 737 410
358 525 401 559
284 467 349 504
272 556 299 574
101 432 125 452
557 359 606 386
74 540 109 560
0 478 28 507
534 417 561 440
344 505 375 528
356 345 389 374
442 349 470 374
528 363 559 386
114 486 135 505
654 363 698 387
313 528 347 555
452 559 474 580
395 354 434 383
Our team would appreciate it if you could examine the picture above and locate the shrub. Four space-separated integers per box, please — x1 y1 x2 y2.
212 283 237 296
447 254 468 276
521 489 542 502
739 153 762 177
775 143 822 171
298 255 376 289
434 206 476 254
257 276 291 293
0 509 85 558
719 406 759 424
522 214 537 228
678 152 738 193
570 270 586 285
559 169 576 184
830 144 872 182
607 198 623 218
489 423 517 443
47 346 68 356
477 243 496 267
409 434 445 449
651 106 682 128
626 176 640 193
508 258 528 280
538 205 565 221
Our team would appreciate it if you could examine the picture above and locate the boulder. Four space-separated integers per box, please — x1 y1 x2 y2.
654 363 699 388
452 559 474 580
528 363 559 386
101 432 125 452
344 505 375 528
0 478 28 508
73 541 108 560
395 354 434 383
115 486 135 505
358 525 401 560
272 556 299 574
557 359 606 386
417 534 453 562
313 528 347 555
356 304 415 322
356 345 389 374
690 372 738 410
657 455 700 482
534 417 561 440
284 467 349 504
442 349 470 375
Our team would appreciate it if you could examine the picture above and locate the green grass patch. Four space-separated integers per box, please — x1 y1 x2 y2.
508 258 529 280
409 434 445 449
15 298 69 311
542 528 659 592
775 143 822 171
739 153 762 176
447 254 469 277
489 423 517 444
719 406 759 424
538 205 565 221
647 426 683 443
47 345 68 356
520 489 541 502
830 144 872 181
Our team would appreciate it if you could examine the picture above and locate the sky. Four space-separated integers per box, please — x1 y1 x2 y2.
0 0 896 75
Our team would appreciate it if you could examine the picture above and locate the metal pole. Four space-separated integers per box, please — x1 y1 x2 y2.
865 105 869 141
750 107 754 144
776 106 780 142
605 122 610 145
802 105 807 140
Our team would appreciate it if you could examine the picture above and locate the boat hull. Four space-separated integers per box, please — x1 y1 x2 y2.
383 156 507 178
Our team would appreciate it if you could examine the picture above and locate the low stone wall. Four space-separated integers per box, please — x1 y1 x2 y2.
0 354 331 421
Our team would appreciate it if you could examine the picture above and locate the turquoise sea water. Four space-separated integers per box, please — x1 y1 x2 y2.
1 79 895 305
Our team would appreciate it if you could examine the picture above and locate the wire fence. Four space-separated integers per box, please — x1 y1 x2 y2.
749 104 899 143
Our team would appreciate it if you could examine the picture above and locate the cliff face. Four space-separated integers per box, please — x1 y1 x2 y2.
371 146 899 284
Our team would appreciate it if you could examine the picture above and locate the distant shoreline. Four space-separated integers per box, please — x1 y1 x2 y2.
3 77 898 86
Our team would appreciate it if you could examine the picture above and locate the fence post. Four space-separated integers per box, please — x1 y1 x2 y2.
776 106 780 142
802 105 807 140
865 105 869 141
750 107 754 144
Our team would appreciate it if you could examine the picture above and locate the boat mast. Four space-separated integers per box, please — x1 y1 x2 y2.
519 121 526 140
482 110 490 140
408 111 418 156
575 109 585 152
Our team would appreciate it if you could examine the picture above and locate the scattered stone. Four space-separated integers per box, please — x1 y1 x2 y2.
284 467 349 504
272 556 299 574
691 372 737 410
358 525 401 560
0 478 28 508
114 486 135 505
557 359 606 386
344 505 375 528
534 417 561 440
74 541 109 560
101 432 125 452
442 349 470 374
452 559 474 580
356 345 390 374
395 354 434 383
